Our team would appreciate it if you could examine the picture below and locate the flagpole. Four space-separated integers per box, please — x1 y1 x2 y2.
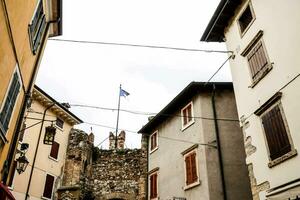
115 84 121 149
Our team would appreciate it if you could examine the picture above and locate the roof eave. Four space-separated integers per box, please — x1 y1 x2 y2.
200 0 242 42
138 82 233 134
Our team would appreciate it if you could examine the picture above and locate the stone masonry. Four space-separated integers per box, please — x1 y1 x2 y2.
58 128 147 200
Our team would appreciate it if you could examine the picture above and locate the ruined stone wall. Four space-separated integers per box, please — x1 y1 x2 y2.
91 148 147 200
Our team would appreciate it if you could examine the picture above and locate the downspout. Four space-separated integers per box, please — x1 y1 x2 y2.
24 102 55 200
211 84 227 200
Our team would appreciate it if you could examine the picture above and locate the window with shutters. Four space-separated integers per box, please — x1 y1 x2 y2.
49 141 59 160
150 131 158 153
255 93 296 167
0 69 21 141
181 102 194 130
150 172 158 199
56 117 64 129
184 150 199 189
42 174 55 199
241 32 272 87
238 2 255 36
29 0 47 55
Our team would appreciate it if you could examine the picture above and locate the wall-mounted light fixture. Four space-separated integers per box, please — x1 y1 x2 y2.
43 125 56 145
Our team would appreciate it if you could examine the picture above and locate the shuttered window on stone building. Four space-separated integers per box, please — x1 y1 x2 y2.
150 173 157 199
42 174 55 199
50 141 59 159
261 104 291 160
185 151 198 185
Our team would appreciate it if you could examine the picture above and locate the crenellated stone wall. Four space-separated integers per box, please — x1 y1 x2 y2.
58 128 147 200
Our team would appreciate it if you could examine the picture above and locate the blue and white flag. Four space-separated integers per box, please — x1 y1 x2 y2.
120 88 130 97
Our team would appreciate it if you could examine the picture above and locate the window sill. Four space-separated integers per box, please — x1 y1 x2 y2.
184 180 201 191
249 63 273 88
42 196 52 200
181 121 195 132
150 146 158 154
150 197 158 200
268 149 297 168
48 155 59 162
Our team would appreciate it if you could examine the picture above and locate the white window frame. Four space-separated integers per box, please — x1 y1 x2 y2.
0 66 22 142
183 149 200 190
237 1 256 37
41 173 56 200
181 101 195 131
149 130 158 154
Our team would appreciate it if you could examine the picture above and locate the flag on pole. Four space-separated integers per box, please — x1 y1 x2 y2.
120 88 130 97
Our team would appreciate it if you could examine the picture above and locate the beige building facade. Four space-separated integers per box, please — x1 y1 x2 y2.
0 0 62 190
201 0 300 199
139 82 252 200
10 85 82 200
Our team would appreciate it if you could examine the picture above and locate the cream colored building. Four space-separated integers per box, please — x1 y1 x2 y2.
139 82 252 200
0 0 62 189
10 85 82 200
201 0 300 199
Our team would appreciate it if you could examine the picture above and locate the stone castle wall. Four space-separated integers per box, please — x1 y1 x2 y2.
91 148 147 200
58 129 147 200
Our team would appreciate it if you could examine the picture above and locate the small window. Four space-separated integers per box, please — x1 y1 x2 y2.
238 3 255 35
242 33 271 86
0 70 21 136
50 141 60 160
56 118 64 129
181 102 194 130
261 103 292 160
28 0 47 54
150 131 158 152
150 172 158 199
42 174 55 199
184 150 198 187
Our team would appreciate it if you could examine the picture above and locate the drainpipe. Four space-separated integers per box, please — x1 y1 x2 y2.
25 102 55 200
211 84 227 200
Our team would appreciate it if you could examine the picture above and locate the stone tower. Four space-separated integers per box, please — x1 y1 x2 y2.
109 130 126 150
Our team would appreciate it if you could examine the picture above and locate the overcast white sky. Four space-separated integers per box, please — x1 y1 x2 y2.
36 0 232 149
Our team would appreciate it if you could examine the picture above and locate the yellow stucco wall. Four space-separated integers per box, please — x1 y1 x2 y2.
0 0 51 182
12 99 74 200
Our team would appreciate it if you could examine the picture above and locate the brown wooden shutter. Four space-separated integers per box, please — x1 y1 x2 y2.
42 174 54 199
150 173 157 198
150 175 154 198
247 41 268 80
185 155 192 185
262 105 291 160
190 152 197 182
50 141 59 159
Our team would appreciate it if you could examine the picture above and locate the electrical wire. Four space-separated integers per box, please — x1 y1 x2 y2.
70 104 239 122
204 55 233 85
49 38 233 54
